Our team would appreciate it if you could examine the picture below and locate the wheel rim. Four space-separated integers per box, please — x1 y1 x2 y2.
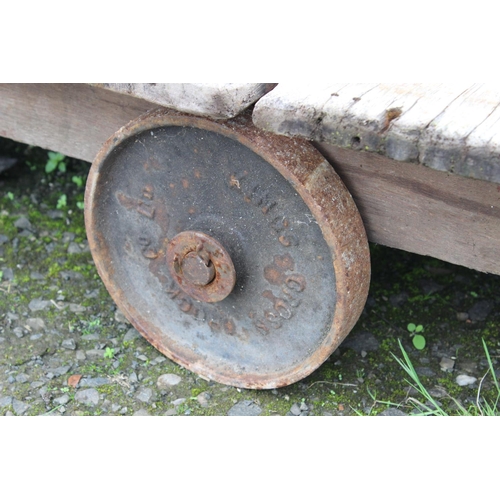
85 109 370 389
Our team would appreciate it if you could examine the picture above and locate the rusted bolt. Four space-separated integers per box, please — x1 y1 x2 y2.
167 231 236 303
179 251 215 286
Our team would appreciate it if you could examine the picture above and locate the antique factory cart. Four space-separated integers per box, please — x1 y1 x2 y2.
1 83 499 389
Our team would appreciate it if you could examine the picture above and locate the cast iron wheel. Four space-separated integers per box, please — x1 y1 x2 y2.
84 108 370 389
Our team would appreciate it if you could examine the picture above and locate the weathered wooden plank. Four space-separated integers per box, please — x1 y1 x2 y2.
315 142 500 275
91 83 274 119
253 84 500 183
0 83 155 162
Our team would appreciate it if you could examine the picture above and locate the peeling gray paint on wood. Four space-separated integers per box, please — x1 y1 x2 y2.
253 84 500 183
91 83 274 119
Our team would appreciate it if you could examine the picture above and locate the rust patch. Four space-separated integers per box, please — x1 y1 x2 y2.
166 231 236 303
381 107 402 133
263 253 295 285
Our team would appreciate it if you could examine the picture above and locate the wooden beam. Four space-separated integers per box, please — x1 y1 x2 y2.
315 142 500 275
1 84 499 274
0 83 154 162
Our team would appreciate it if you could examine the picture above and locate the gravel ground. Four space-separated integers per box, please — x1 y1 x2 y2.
1 138 500 416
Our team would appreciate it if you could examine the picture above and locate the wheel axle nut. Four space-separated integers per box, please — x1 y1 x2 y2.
179 251 215 286
167 231 236 303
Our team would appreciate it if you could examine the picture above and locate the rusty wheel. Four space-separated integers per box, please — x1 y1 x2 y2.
84 109 370 389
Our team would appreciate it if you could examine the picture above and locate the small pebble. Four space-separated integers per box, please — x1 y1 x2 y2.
456 374 477 386
62 338 77 350
135 387 153 404
124 328 141 341
157 373 182 389
14 216 32 231
15 373 29 384
12 399 30 415
196 392 210 408
440 357 455 372
227 400 262 416
67 242 83 254
75 388 100 406
28 298 51 312
114 309 130 324
133 409 151 416
54 394 70 405
378 408 407 416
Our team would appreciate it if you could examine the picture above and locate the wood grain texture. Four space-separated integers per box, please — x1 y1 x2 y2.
91 83 274 119
0 83 154 162
315 142 500 275
253 84 500 183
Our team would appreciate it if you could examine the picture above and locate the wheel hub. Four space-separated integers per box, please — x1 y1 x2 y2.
167 231 236 302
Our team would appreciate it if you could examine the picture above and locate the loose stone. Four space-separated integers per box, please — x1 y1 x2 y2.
341 331 379 353
135 387 154 404
47 210 64 219
69 304 86 313
26 318 46 331
378 408 407 416
14 216 32 231
124 328 141 341
415 367 436 377
197 392 211 408
54 394 70 405
15 373 29 384
60 271 83 281
456 374 477 386
0 396 13 408
62 338 77 350
13 327 25 338
30 272 46 280
28 298 51 312
114 309 130 324
172 398 186 406
67 242 83 254
440 357 455 372
52 365 71 377
12 399 30 415
1 268 14 281
133 409 151 416
468 300 494 322
227 400 262 416
157 373 182 389
75 388 100 406
79 377 111 387
76 350 86 361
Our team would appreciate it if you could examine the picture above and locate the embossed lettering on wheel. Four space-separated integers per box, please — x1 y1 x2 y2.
85 109 370 389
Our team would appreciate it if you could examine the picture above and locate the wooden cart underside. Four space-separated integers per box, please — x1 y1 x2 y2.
1 83 499 275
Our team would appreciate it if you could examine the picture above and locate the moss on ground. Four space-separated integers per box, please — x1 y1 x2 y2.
1 140 500 415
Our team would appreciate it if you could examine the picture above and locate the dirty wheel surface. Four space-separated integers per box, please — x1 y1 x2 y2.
84 109 370 389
